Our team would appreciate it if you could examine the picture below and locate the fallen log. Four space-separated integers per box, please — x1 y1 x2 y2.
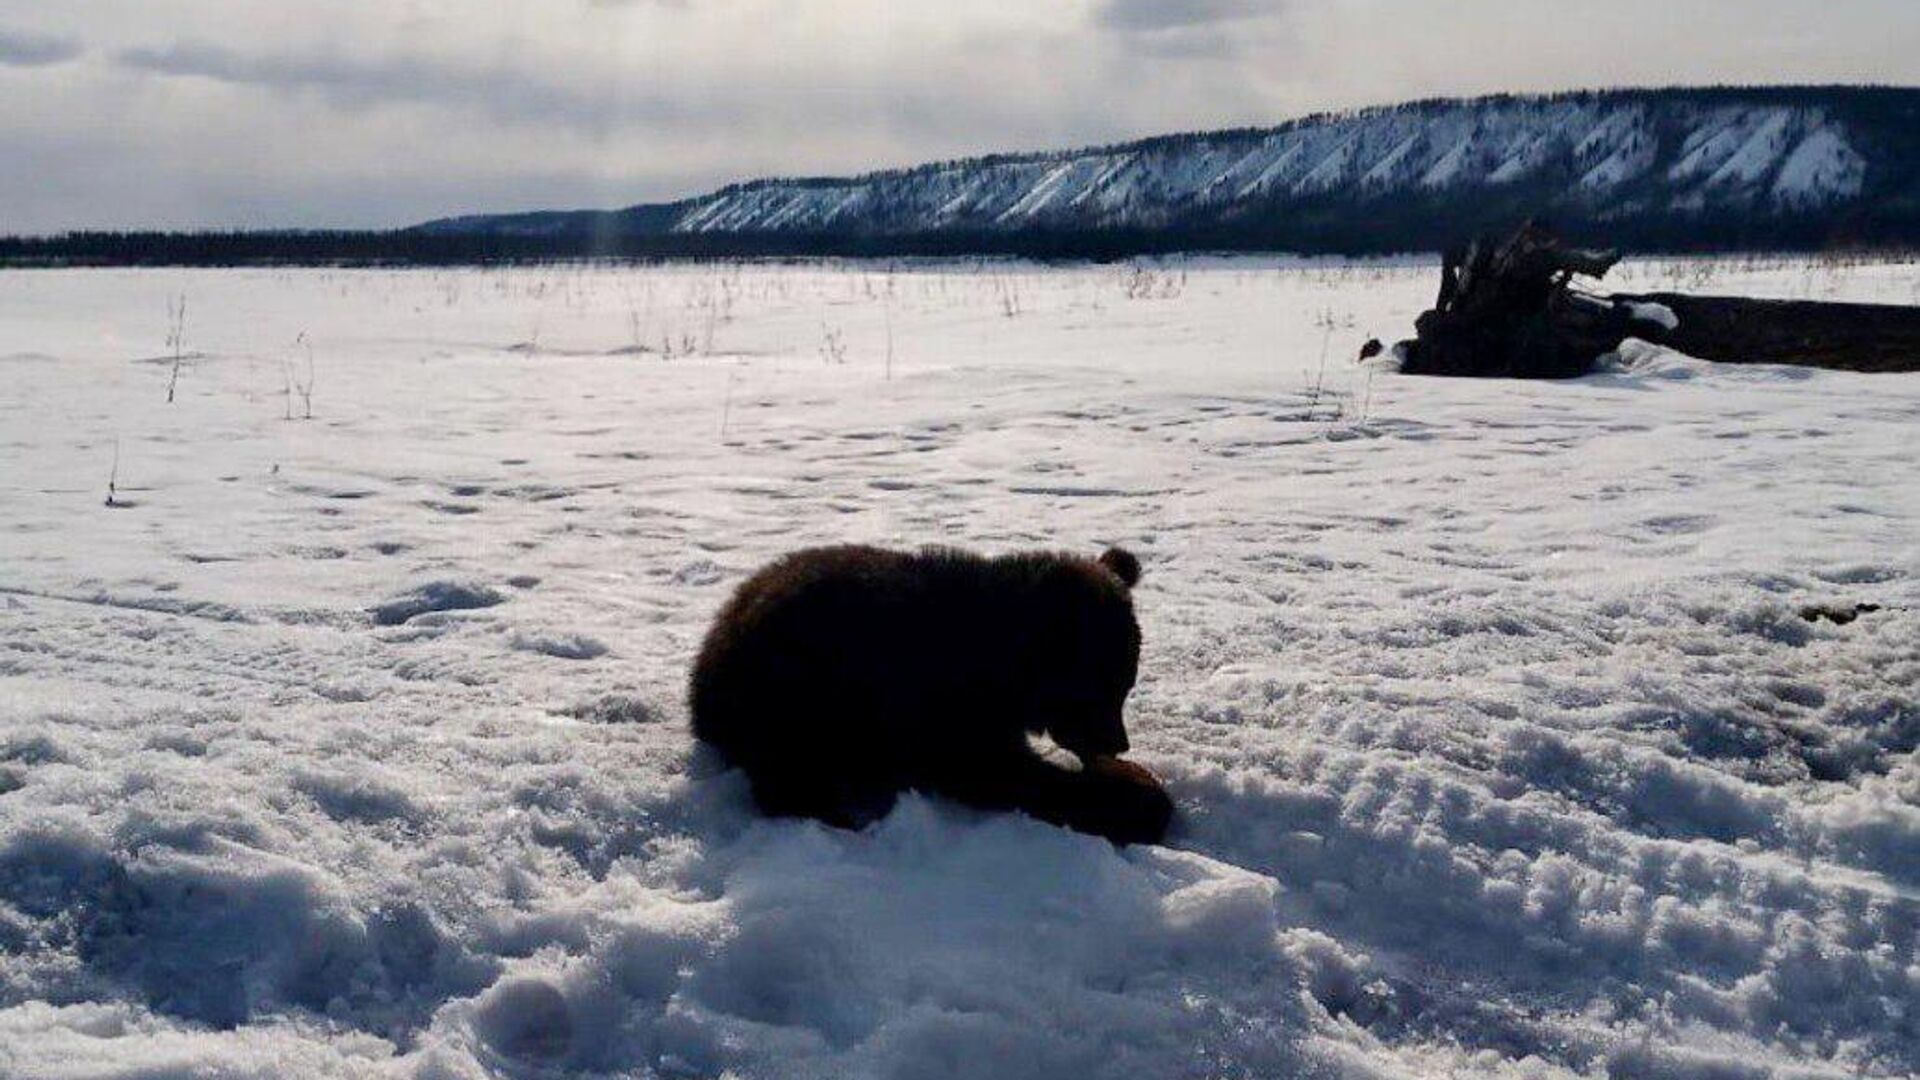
1612 293 1920 373
1393 222 1920 378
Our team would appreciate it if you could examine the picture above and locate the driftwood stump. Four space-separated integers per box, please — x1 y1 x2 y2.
1394 222 1920 378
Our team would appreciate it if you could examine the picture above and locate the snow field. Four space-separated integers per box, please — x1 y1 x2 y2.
0 257 1916 1078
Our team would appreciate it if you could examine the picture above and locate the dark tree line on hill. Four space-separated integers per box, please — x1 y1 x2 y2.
4 203 1917 268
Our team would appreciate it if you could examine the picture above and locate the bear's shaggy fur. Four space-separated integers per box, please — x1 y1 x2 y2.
689 545 1171 845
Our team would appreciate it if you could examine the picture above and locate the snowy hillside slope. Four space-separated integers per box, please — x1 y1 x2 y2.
420 87 1920 252
675 99 1861 232
1 258 1917 1078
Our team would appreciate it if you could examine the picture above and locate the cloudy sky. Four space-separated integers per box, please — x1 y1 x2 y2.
4 0 1916 233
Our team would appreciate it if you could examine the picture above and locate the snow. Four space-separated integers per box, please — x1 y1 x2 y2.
1579 134 1657 193
1 257 1917 1078
1773 129 1868 208
1704 109 1795 189
1627 301 1681 332
1663 107 1865 208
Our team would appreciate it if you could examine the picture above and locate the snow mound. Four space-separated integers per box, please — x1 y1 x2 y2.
508 629 610 661
370 581 506 626
0 821 491 1039
420 799 1362 1079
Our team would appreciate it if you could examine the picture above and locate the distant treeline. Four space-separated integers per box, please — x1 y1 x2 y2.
5 201 1920 268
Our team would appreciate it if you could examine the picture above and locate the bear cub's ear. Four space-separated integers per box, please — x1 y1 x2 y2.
1098 547 1142 588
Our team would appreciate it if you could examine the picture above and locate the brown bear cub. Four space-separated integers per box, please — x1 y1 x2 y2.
689 545 1172 845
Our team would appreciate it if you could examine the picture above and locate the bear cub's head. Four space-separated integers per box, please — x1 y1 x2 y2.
1019 546 1145 761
